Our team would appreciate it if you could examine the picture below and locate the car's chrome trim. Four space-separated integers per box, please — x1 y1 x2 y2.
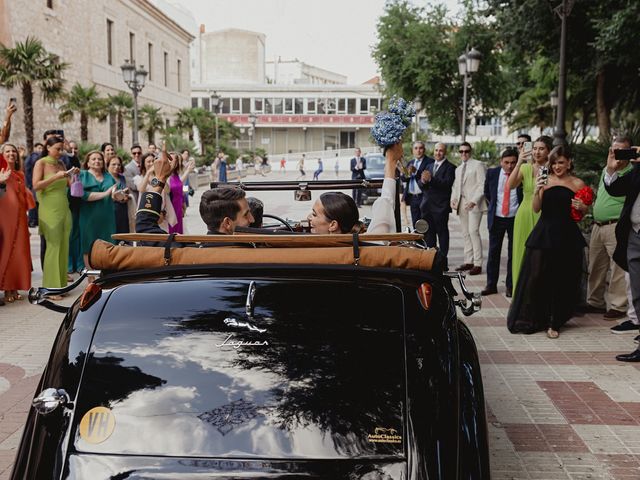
444 271 482 316
28 269 101 313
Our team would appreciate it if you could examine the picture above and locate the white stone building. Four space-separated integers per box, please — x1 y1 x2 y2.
0 0 194 150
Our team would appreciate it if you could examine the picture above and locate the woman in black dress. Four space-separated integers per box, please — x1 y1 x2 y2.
507 145 591 338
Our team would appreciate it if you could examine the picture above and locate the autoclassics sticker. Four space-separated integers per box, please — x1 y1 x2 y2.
368 427 402 444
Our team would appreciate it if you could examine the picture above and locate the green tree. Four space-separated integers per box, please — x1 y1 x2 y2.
373 1 510 134
0 36 68 152
138 104 164 145
174 107 208 141
107 92 133 148
58 83 108 142
485 0 640 140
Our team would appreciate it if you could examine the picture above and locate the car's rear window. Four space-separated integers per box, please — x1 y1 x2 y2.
73 278 406 459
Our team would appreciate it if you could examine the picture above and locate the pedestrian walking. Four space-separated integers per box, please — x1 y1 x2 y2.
313 158 323 180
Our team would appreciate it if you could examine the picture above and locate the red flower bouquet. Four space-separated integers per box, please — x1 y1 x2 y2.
570 186 594 222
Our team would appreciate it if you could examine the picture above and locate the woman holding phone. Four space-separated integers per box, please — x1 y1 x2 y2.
32 136 79 291
507 135 553 295
508 145 591 338
0 143 35 302
79 151 118 275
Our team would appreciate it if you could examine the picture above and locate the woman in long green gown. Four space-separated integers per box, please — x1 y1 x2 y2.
508 136 553 295
79 151 117 273
32 137 79 292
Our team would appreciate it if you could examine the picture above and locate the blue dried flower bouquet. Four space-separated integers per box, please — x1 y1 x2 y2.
370 96 416 147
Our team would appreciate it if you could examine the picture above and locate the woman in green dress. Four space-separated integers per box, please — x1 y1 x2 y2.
32 136 79 293
507 135 553 294
79 151 118 275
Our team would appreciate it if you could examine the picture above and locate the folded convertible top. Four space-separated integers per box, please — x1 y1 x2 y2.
90 237 438 272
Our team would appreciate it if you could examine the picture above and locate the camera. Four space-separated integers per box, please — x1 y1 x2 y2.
614 148 640 161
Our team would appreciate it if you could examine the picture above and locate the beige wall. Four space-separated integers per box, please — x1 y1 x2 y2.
201 30 265 84
2 0 192 150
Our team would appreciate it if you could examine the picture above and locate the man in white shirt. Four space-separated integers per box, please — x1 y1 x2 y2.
402 141 434 225
482 148 522 296
450 142 487 275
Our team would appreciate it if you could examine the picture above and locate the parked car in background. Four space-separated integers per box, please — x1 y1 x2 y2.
361 152 386 204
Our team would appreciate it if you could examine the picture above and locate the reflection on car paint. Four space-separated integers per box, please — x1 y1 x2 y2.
198 398 263 435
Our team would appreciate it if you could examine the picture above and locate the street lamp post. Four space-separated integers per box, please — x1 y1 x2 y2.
552 0 574 146
210 91 220 152
120 59 147 145
457 47 482 143
550 90 558 130
248 112 257 152
413 98 422 142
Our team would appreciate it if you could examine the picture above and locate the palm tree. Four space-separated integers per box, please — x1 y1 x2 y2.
58 83 108 142
0 37 68 152
138 104 164 145
174 107 209 141
108 92 133 147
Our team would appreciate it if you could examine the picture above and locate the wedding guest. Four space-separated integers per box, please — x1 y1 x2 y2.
0 100 17 143
100 142 116 164
508 135 553 294
402 141 434 225
350 148 366 206
586 136 634 319
134 152 176 231
32 136 79 291
508 145 591 338
420 142 456 264
0 143 35 303
482 148 522 297
79 151 118 274
603 145 640 362
450 142 487 275
181 149 194 208
168 152 195 234
107 155 131 234
67 141 84 276
24 142 44 227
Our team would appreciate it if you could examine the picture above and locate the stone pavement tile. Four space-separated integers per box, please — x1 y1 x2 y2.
607 425 640 454
572 425 631 454
504 424 589 454
483 365 566 424
538 381 638 426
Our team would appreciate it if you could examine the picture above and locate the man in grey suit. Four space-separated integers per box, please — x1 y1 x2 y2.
124 144 144 204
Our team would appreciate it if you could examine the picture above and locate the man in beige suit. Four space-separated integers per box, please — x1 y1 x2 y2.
450 142 487 275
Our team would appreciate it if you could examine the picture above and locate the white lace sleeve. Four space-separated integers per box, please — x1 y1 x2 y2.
365 178 397 234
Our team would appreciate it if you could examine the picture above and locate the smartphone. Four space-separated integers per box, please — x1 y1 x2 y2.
9 97 16 107
540 165 549 184
614 148 640 161
523 141 533 154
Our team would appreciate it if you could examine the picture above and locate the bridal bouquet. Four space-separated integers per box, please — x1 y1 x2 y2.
370 96 416 147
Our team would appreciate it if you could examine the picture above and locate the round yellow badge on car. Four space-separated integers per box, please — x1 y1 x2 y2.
79 406 115 444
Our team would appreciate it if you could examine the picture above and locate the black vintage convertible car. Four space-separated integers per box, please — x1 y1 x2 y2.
12 181 488 480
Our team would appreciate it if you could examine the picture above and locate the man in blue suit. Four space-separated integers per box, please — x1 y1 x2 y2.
402 141 434 225
420 142 456 266
482 148 522 297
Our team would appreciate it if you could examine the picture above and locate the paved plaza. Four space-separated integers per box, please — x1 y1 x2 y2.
0 170 639 479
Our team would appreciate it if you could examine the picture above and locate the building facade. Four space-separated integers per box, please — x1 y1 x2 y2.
191 83 383 157
1 0 193 150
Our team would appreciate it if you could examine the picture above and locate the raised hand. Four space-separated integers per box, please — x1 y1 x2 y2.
153 142 176 182
0 167 10 183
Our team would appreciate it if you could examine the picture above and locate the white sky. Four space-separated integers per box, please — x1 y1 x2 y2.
177 0 461 85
